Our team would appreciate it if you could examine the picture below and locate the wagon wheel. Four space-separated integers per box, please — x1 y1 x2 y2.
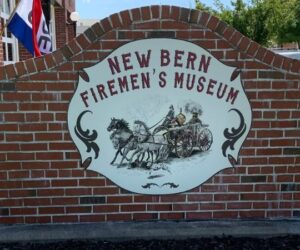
198 128 213 152
175 132 193 158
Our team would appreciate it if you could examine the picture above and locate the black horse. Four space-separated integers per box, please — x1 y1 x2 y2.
107 118 137 165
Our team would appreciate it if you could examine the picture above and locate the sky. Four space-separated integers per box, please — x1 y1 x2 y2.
76 0 232 20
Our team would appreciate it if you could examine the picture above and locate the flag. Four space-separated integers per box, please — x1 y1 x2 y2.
7 0 52 57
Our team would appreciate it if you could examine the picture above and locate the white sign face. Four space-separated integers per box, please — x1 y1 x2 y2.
68 39 252 194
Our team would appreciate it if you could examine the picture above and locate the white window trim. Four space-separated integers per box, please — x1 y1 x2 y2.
49 3 56 51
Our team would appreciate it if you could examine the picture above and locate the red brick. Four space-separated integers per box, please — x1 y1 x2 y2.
52 197 78 205
121 204 146 212
162 20 189 29
3 92 30 101
109 13 122 28
7 153 35 161
66 206 92 214
53 215 78 223
39 207 65 214
120 10 132 27
147 204 172 211
151 5 160 19
257 148 282 155
19 103 46 111
15 61 27 76
93 205 119 213
207 15 219 31
170 6 180 21
213 211 238 219
79 178 105 187
9 189 36 198
106 213 132 221
195 40 216 49
227 202 252 210
141 6 151 20
5 64 17 79
160 195 186 202
52 179 77 187
8 171 29 179
199 11 210 27
255 184 278 192
161 5 170 19
133 213 158 221
257 130 283 138
24 198 51 206
44 53 56 68
17 82 46 91
37 189 64 197
240 193 265 200
135 21 160 29
160 212 184 220
239 210 265 218
173 204 198 211
186 212 212 220
76 34 90 49
272 55 284 68
201 203 226 210
131 8 141 21
35 133 63 141
25 216 51 224
0 217 24 224
107 196 133 204
214 194 239 201
200 184 227 192
80 215 105 222
133 195 160 203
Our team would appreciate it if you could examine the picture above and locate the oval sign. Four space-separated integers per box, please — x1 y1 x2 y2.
68 38 252 194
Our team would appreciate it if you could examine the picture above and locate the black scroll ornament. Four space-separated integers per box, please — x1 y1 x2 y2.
222 109 247 163
74 110 100 168
142 182 179 189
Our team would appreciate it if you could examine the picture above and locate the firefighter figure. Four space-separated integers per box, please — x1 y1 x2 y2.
188 112 202 126
162 105 175 127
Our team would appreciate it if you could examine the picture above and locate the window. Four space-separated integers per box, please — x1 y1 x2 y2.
1 0 18 65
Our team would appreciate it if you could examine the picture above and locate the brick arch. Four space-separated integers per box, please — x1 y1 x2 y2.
1 5 299 83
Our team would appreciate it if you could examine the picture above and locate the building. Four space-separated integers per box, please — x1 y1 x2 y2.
0 0 76 66
76 19 98 36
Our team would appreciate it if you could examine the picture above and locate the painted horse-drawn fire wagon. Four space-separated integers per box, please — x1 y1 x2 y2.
107 105 213 168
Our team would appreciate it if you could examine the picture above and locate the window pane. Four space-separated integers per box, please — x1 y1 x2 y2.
3 0 10 14
7 43 13 61
3 43 7 61
7 0 11 12
7 24 12 38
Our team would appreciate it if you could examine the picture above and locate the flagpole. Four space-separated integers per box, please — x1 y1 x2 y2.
0 2 20 37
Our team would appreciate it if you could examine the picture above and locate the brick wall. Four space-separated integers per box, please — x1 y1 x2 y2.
0 6 299 224
55 5 75 51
